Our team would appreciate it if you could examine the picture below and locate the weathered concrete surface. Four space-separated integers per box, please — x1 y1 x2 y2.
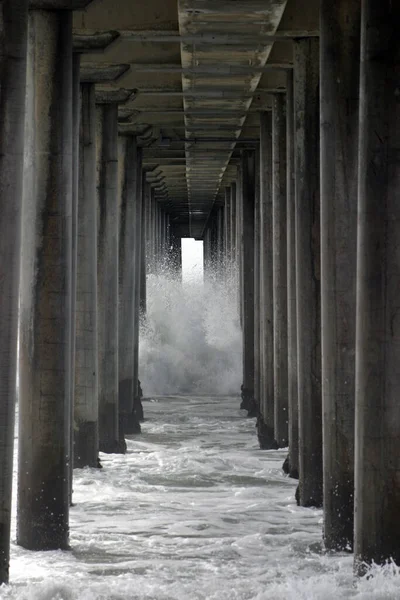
286 71 298 479
132 148 144 429
293 38 322 507
258 111 276 449
272 94 288 447
0 0 28 582
354 0 400 572
118 135 140 437
230 183 237 273
240 150 257 417
140 178 148 315
253 147 261 411
96 103 120 452
320 0 360 551
70 53 80 495
18 9 73 551
74 82 100 468
224 187 232 274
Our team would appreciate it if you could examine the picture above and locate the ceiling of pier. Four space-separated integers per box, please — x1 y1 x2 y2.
74 0 319 238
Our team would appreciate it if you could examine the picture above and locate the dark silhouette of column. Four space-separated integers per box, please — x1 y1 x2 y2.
272 95 288 447
257 112 276 449
320 0 360 550
18 9 73 551
294 38 322 507
0 0 28 582
118 135 140 437
240 150 257 416
354 0 400 572
132 149 144 426
74 82 101 465
286 72 299 479
96 103 120 451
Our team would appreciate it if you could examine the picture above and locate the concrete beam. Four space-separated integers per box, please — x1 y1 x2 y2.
136 88 284 97
73 30 120 53
30 0 93 7
121 30 319 45
80 63 130 83
124 63 293 74
95 88 135 104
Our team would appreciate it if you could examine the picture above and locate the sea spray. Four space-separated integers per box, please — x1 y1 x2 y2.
139 264 242 396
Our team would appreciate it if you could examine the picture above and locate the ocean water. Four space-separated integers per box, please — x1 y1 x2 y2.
139 270 242 396
4 396 400 600
3 270 400 599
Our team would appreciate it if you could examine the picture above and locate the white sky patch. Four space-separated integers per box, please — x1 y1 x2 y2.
181 238 203 283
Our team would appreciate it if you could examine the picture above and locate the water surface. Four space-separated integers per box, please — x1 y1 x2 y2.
3 396 400 600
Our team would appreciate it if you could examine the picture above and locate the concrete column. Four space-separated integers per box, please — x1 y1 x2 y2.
286 72 299 479
118 135 139 438
354 0 400 571
320 0 360 550
254 147 261 410
70 54 80 482
18 10 73 550
74 82 100 466
145 182 153 275
230 183 237 274
236 167 244 327
240 150 257 416
150 190 156 273
96 103 119 452
294 38 322 507
140 177 148 314
209 214 218 273
257 112 276 449
272 95 288 447
224 187 231 271
216 206 224 275
170 225 182 277
0 0 28 582
132 148 144 425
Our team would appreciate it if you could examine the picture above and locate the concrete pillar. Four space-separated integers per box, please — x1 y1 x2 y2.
254 147 261 410
257 112 276 449
96 103 119 452
145 182 153 275
150 190 156 273
18 9 73 550
118 135 139 438
286 72 299 478
272 95 288 446
320 0 360 550
140 177 148 314
132 148 144 424
170 225 182 277
236 167 244 327
354 0 400 571
216 206 224 275
230 183 237 273
0 0 28 582
294 38 322 507
70 54 80 483
74 82 100 466
224 187 231 271
240 150 257 416
209 214 218 273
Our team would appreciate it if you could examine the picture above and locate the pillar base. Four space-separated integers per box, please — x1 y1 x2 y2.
282 454 299 479
134 381 144 422
240 386 257 416
120 411 141 435
74 421 99 469
256 416 278 450
100 439 127 455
